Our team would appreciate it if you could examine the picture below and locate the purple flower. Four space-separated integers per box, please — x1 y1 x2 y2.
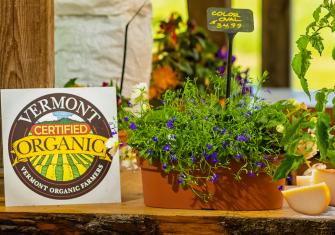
245 111 252 118
221 128 227 135
266 88 272 94
205 117 209 121
162 164 167 170
177 178 183 184
170 154 177 161
236 134 249 142
249 171 255 177
152 136 158 142
235 154 243 160
203 152 210 160
217 49 236 63
264 155 269 160
124 116 129 122
213 127 218 132
119 142 125 147
173 117 177 121
222 141 230 147
167 120 174 129
181 173 186 179
127 101 132 107
235 74 242 82
217 65 226 75
211 152 218 163
163 144 170 151
256 162 265 169
190 155 195 163
206 144 213 149
278 185 284 191
129 122 137 130
111 131 118 136
287 175 292 181
242 86 253 95
211 173 219 183
147 149 153 154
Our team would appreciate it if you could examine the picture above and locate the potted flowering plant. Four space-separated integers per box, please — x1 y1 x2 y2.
122 73 288 210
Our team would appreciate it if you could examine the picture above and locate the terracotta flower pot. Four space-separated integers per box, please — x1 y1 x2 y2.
140 159 285 210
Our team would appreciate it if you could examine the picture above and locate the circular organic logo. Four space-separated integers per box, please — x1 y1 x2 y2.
8 93 114 199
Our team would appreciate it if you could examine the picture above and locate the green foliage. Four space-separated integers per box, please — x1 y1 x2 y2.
276 0 335 180
273 154 305 181
274 88 335 179
64 78 78 88
153 13 221 85
316 111 330 161
122 75 288 193
292 0 335 98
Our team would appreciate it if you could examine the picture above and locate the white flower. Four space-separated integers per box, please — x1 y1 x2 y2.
121 158 139 170
276 124 285 133
105 138 114 148
130 82 148 101
128 83 149 117
296 140 318 160
167 134 176 141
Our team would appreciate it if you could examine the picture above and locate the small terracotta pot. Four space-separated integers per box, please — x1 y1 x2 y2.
140 159 285 210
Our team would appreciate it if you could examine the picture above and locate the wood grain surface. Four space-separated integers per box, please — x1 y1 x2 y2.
0 170 334 234
187 0 231 47
0 0 54 170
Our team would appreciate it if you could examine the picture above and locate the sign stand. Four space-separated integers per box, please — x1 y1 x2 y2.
226 33 235 99
207 8 254 101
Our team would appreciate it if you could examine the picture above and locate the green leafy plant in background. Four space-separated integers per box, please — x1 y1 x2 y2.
273 89 335 180
292 0 335 98
150 13 252 103
275 0 335 180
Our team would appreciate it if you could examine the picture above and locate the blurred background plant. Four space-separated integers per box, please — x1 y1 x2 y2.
149 13 252 104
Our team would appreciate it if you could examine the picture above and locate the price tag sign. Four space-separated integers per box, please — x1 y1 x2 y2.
207 8 254 33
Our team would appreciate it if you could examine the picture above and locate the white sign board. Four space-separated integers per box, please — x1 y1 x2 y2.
1 87 121 206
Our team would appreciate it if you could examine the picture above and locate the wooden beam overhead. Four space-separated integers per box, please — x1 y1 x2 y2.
0 0 55 171
187 0 231 47
262 0 291 87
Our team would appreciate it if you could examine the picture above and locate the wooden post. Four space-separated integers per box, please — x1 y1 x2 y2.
262 0 291 87
187 0 231 47
0 0 54 193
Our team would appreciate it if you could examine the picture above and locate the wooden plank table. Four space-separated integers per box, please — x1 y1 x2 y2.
0 170 334 234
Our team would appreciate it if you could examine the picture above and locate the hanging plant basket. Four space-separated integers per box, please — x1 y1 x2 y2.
139 159 285 210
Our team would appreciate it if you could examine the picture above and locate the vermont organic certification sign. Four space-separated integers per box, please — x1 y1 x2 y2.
1 88 121 206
